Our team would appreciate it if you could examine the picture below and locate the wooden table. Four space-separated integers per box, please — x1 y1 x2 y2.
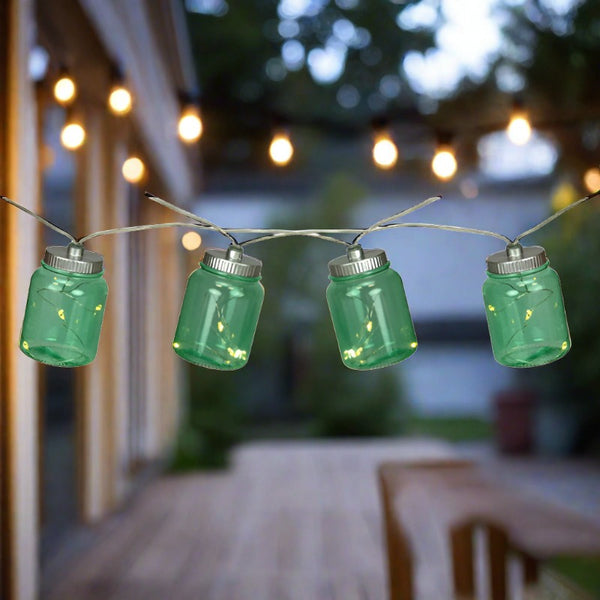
379 460 600 600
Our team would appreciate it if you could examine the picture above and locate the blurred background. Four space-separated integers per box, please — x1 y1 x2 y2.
1 0 600 599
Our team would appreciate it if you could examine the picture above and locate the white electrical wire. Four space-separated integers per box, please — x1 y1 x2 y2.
2 188 599 251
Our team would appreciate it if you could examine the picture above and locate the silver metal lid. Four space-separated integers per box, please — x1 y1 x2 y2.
43 243 104 275
486 243 547 275
328 245 388 277
202 245 262 278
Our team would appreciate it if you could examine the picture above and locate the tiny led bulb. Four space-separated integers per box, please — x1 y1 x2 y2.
269 133 294 166
181 231 202 251
60 122 85 150
583 167 600 193
431 147 457 181
507 113 532 146
108 85 132 115
372 136 398 169
178 107 203 143
53 76 76 104
121 156 145 184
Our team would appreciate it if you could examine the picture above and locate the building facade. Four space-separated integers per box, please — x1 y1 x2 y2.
0 1 198 598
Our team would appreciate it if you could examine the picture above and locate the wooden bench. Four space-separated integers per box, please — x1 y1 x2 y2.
378 460 600 600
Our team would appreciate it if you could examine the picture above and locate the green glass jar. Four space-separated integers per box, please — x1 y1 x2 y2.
20 243 108 367
326 245 418 370
173 245 264 370
483 243 571 368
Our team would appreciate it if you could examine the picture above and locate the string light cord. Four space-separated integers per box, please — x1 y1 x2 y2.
0 195 77 243
513 188 600 243
2 189 599 250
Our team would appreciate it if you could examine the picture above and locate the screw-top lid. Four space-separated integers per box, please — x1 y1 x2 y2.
328 244 389 277
202 245 262 278
43 243 104 274
486 243 547 275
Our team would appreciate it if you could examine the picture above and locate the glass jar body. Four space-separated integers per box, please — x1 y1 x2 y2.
482 262 571 367
20 263 108 366
173 265 264 370
326 264 417 370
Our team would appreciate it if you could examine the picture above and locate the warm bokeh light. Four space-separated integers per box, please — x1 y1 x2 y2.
372 136 398 169
551 181 578 212
108 85 133 115
60 122 85 150
178 107 203 143
431 147 457 180
121 156 146 184
269 133 294 166
181 231 202 251
583 167 600 193
507 113 532 146
53 76 76 104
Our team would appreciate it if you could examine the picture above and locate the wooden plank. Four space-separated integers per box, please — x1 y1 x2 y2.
42 440 455 600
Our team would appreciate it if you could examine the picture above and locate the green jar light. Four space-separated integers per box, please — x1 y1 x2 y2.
20 243 108 367
483 243 571 368
173 245 264 370
326 245 418 370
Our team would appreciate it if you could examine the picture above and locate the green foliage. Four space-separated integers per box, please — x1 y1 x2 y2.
524 204 600 453
547 556 600 597
405 416 493 442
171 366 244 470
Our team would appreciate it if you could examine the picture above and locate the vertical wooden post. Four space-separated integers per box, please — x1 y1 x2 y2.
3 1 41 598
450 522 475 599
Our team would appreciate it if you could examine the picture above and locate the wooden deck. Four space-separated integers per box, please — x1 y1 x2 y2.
42 440 453 600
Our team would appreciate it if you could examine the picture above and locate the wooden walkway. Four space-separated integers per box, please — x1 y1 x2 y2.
43 440 453 600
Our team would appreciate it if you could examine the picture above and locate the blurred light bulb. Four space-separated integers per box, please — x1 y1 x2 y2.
108 85 132 115
583 167 600 193
269 133 294 166
431 147 457 180
121 156 145 184
507 113 532 146
181 231 202 251
372 135 398 169
178 106 203 143
60 122 85 150
53 76 76 104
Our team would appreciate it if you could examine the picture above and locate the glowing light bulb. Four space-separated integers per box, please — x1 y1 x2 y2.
181 231 202 251
269 133 294 166
121 156 145 184
583 167 600 193
372 135 398 169
60 122 86 150
53 76 76 104
108 85 132 115
178 106 203 143
507 113 532 146
431 147 457 180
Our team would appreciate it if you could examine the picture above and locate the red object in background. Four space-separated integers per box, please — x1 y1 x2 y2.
494 389 537 454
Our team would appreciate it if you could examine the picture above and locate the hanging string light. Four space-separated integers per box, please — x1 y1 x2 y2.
173 245 264 370
108 84 133 116
20 241 108 367
53 69 77 105
181 231 202 251
372 132 398 170
60 117 86 150
178 94 203 143
483 243 570 367
506 99 532 146
2 189 599 371
327 244 417 369
431 143 457 181
121 156 146 184
269 131 294 166
583 167 600 193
